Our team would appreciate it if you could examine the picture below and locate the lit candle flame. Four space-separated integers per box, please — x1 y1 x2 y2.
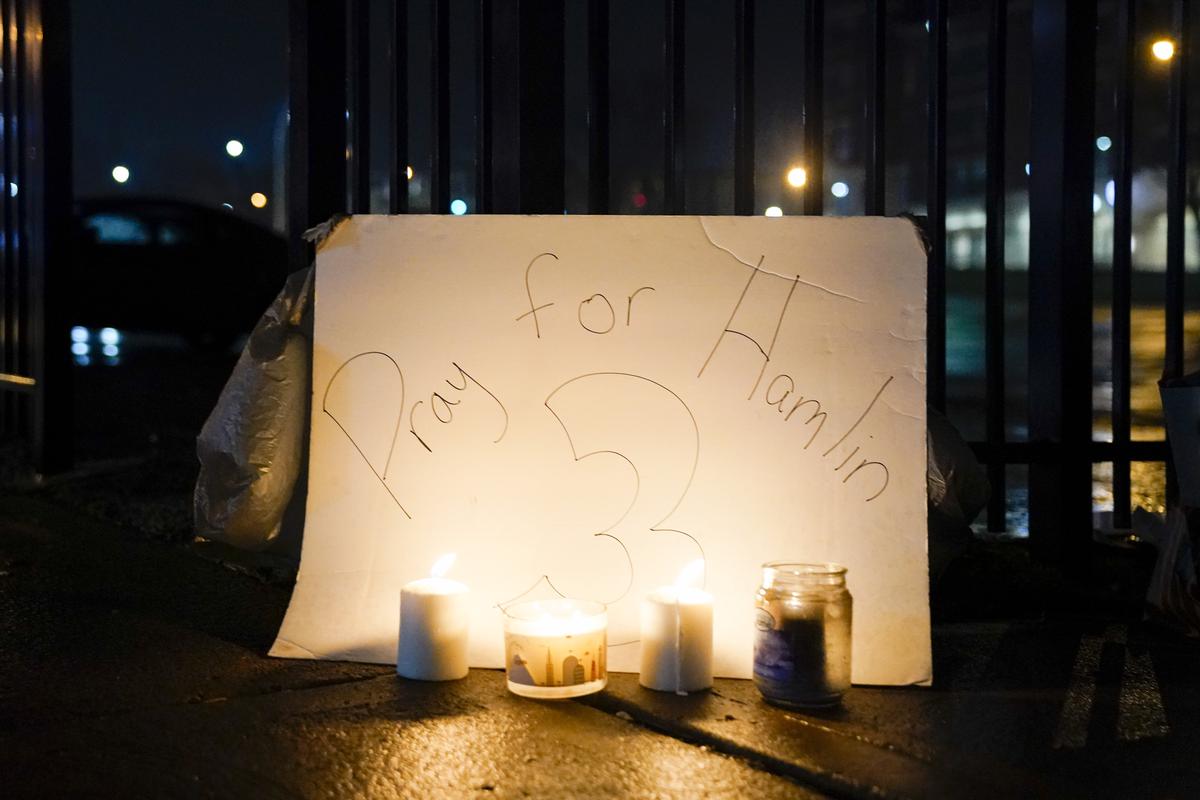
675 558 705 590
430 553 456 578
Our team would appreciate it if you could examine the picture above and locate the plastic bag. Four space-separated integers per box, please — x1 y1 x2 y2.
1143 372 1200 634
1161 371 1200 507
927 406 990 579
193 268 312 551
1143 508 1200 636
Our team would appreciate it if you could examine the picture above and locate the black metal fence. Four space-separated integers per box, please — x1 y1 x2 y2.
0 0 1184 567
263 0 1193 566
0 0 1183 555
0 0 70 474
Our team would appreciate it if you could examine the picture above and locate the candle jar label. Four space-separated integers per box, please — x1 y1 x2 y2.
752 562 852 709
505 629 607 699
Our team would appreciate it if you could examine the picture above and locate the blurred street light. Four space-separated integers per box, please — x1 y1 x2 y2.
1151 39 1175 62
786 167 807 188
111 165 130 183
250 192 268 208
225 139 244 157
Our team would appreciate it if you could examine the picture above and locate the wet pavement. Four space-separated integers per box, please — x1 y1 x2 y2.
3 333 1199 797
4 487 1199 798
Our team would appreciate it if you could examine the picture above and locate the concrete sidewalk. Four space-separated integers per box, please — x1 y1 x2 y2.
3 491 1199 798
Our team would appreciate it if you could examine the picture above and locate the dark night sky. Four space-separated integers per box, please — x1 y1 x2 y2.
64 0 1183 234
71 0 287 225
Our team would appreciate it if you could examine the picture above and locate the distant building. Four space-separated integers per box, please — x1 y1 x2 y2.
509 653 535 686
545 647 555 686
563 655 585 686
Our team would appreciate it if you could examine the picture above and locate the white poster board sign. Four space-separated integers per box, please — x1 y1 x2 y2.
272 215 930 686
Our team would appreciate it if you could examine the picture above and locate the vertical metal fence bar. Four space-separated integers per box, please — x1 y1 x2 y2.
348 0 371 213
489 0 519 213
1111 0 1134 529
587 0 609 213
390 0 409 214
927 0 947 412
663 0 685 214
13 0 26 435
803 0 823 215
287 0 348 270
1165 0 1188 383
517 0 564 212
430 0 450 214
17 0 32 439
1165 0 1189 502
1029 0 1096 565
984 0 1007 532
0 0 9 433
5 0 19 432
1 0 14 432
865 0 886 216
734 0 754 215
475 0 492 213
30 0 71 473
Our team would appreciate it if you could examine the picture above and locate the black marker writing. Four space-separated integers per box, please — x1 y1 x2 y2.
409 361 510 451
322 352 412 519
821 375 894 458
542 372 705 606
578 293 616 334
843 460 890 501
516 252 559 338
626 286 655 326
515 252 655 337
698 257 800 401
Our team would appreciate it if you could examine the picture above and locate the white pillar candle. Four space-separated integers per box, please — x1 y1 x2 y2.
397 553 470 681
639 560 713 694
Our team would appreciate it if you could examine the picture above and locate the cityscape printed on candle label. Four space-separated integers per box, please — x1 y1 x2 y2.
505 630 607 688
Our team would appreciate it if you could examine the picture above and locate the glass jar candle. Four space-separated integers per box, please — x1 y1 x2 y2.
753 562 852 708
503 598 607 699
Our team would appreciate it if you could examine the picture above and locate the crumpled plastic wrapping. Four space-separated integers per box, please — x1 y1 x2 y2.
1161 370 1200 508
927 406 989 579
1142 371 1200 634
193 268 313 551
1140 507 1200 636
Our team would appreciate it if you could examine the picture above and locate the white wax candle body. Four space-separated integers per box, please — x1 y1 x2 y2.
639 586 713 693
397 577 470 681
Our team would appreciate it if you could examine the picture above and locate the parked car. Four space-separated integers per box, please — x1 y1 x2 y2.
71 198 288 348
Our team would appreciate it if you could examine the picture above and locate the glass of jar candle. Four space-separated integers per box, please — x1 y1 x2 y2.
753 562 852 708
503 598 608 699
